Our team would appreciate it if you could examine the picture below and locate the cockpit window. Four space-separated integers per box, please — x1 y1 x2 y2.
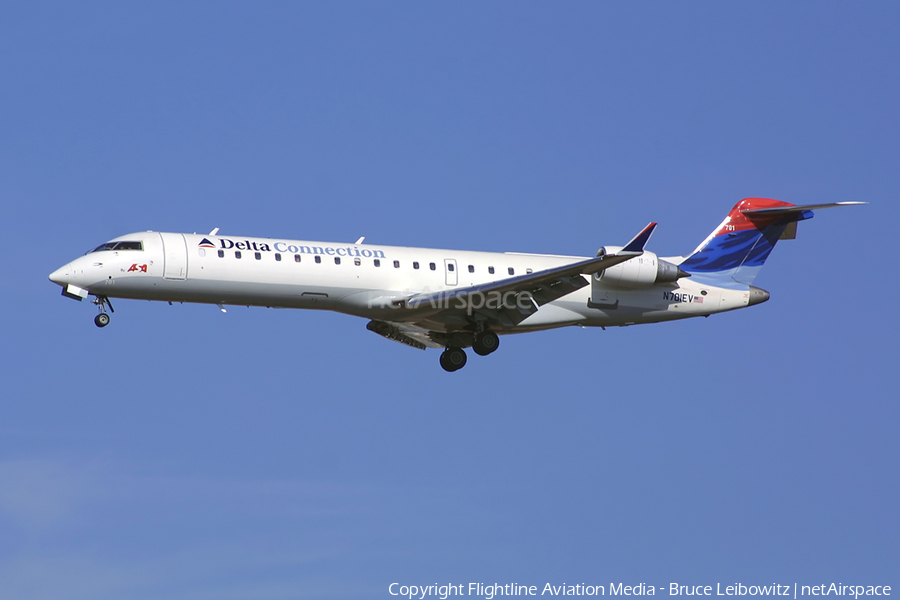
89 241 143 253
115 241 144 250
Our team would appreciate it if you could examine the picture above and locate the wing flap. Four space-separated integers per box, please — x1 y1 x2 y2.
366 320 442 349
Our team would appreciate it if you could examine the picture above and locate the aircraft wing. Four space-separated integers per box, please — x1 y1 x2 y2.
397 223 657 328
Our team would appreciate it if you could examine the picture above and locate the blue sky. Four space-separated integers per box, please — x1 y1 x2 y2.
1 2 897 598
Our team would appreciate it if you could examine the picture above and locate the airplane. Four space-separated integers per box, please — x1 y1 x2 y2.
49 198 863 372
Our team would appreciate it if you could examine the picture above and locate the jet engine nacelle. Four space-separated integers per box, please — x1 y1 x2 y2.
595 247 687 287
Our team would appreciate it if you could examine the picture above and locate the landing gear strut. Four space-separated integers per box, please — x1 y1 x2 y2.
92 295 114 328
473 330 500 356
439 347 467 372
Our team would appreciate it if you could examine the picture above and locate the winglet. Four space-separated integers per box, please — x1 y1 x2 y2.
620 222 657 254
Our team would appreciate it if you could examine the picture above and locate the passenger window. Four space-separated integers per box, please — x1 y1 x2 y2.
255 252 262 260
294 254 301 262
488 266 495 274
218 250 225 258
315 256 321 264
374 259 380 267
393 260 400 268
334 257 341 265
354 258 361 266
508 267 514 275
526 268 532 274
468 265 474 273
235 251 242 259
275 253 282 262
447 263 454 271
413 262 420 270
429 262 436 271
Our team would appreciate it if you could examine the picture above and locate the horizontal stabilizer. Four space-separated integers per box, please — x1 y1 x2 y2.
742 201 866 217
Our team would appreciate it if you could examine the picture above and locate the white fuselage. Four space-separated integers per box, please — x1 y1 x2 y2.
50 231 754 334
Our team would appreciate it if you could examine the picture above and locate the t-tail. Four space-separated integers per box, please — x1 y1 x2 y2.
680 198 865 288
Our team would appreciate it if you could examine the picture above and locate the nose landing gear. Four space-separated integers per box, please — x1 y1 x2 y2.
92 295 114 328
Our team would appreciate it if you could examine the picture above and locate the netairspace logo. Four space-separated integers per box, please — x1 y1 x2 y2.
387 583 892 600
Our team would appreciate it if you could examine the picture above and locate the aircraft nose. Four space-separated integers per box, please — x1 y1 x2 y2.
49 264 71 286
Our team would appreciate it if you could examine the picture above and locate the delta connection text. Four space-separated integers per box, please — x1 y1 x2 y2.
213 237 387 259
387 583 891 600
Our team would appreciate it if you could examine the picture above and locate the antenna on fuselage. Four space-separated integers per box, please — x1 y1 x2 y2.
355 236 365 244
209 227 220 236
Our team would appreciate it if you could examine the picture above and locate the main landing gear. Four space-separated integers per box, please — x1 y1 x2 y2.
439 330 500 372
92 295 114 328
473 330 499 356
439 347 467 372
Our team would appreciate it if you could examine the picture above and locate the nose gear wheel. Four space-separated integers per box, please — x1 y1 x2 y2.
92 295 114 328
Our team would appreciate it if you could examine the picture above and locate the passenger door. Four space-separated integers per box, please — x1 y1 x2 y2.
159 233 188 280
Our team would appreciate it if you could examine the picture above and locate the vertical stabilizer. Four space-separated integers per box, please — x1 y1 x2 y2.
680 198 813 287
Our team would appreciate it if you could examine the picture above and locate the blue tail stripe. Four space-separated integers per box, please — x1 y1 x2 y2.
682 222 794 273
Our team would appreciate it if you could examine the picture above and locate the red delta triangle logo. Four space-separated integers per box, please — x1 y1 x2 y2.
198 238 217 249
